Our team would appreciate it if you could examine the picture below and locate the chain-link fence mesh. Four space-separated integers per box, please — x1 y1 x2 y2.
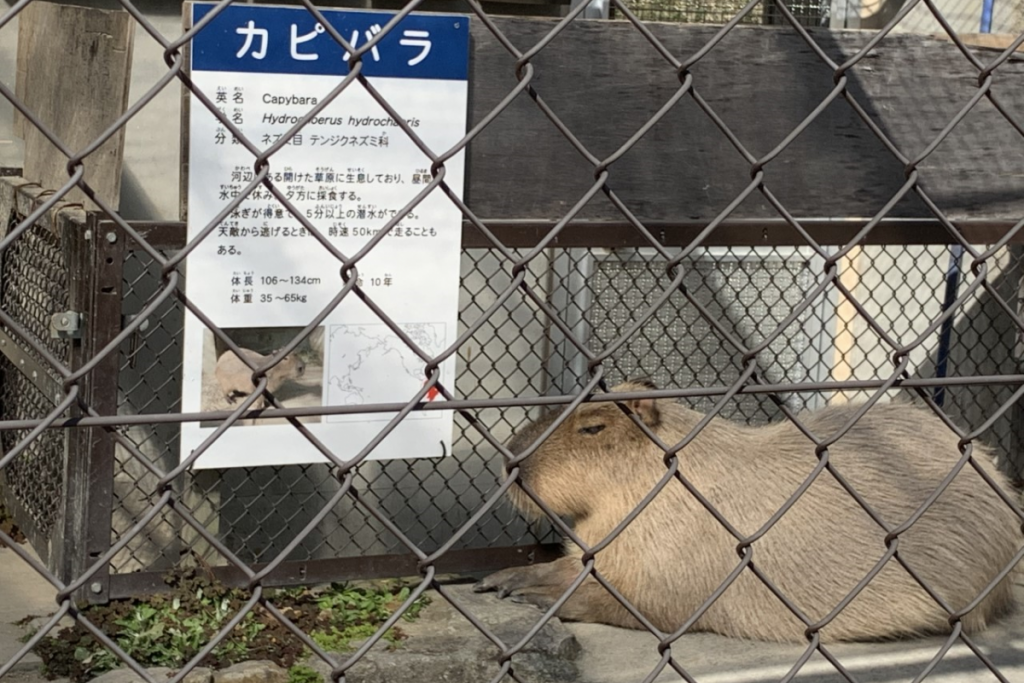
0 0 1023 679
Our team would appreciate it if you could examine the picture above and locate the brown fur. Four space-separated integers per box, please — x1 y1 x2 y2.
214 348 306 410
476 381 1023 643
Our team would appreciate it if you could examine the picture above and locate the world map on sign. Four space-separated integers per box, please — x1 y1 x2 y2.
325 322 447 422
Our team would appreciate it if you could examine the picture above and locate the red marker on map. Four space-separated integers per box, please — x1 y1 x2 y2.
425 384 440 401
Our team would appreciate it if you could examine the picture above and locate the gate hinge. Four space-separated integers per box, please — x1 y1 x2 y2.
50 311 84 339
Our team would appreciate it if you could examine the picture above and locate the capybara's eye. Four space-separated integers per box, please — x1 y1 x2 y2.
579 424 605 435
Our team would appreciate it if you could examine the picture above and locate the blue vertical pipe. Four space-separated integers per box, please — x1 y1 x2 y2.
933 0 996 407
980 0 994 32
934 246 962 407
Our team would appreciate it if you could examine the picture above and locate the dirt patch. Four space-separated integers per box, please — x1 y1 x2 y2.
0 495 27 547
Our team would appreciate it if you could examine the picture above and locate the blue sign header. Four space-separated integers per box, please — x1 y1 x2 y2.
190 2 469 81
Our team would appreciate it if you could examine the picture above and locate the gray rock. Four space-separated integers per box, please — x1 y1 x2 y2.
182 668 214 683
23 613 76 635
212 661 287 683
183 668 214 683
305 583 581 683
0 672 69 683
88 667 173 683
90 666 212 683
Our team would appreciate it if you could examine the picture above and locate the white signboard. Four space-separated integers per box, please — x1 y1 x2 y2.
181 2 469 469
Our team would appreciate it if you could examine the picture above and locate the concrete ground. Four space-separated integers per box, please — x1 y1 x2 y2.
0 544 61 680
2 542 1023 683
565 612 1024 682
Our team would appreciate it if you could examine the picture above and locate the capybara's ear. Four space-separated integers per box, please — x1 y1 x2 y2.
626 395 661 426
632 376 659 391
608 378 661 426
609 377 660 393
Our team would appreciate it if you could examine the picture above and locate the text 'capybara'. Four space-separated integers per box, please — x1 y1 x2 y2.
476 380 1022 643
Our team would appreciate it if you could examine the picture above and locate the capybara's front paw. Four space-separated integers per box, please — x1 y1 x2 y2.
474 566 539 598
507 587 560 612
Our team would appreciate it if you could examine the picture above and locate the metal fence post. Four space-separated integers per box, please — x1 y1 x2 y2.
54 210 97 593
60 212 127 604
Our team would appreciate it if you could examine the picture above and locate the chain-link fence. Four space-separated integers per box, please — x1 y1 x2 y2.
1 0 1023 680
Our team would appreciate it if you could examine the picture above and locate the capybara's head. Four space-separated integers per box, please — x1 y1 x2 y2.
270 351 305 379
284 353 306 378
503 380 664 520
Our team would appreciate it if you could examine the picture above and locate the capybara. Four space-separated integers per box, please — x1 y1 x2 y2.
214 347 306 409
476 380 1022 643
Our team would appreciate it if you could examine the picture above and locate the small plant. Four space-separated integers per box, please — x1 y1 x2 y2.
310 623 379 652
315 581 429 627
304 581 430 652
32 569 431 683
287 664 323 683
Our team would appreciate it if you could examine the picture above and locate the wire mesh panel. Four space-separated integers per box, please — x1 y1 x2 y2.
0 208 71 563
552 246 828 419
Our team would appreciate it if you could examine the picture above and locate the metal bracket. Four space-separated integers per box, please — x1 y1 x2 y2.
50 311 84 339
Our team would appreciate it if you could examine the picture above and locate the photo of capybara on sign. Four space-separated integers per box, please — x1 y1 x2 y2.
199 327 324 427
476 380 1022 643
215 347 306 409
